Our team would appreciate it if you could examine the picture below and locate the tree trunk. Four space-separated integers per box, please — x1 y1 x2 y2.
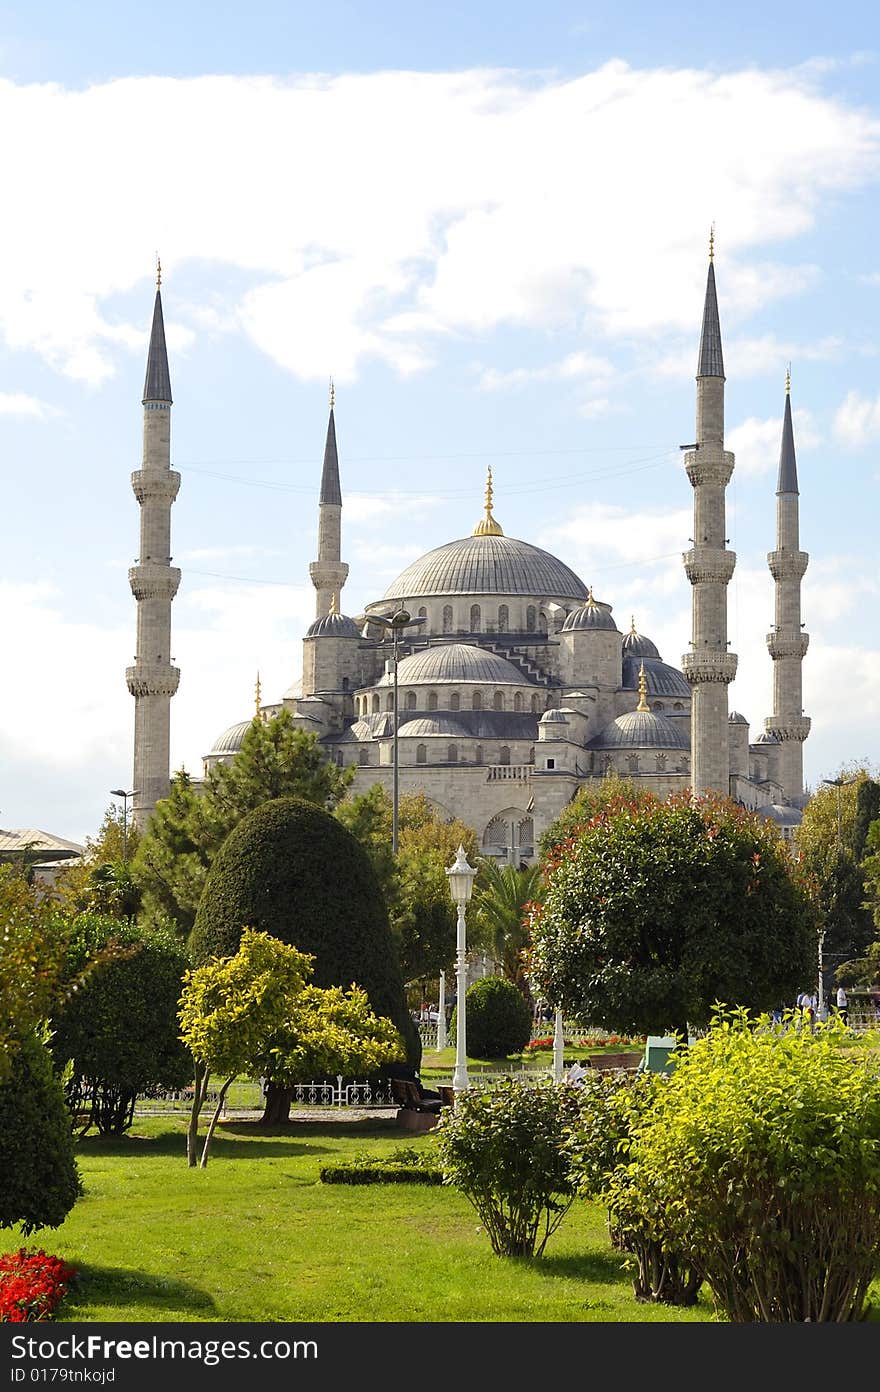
187 1060 209 1167
260 1081 293 1125
199 1078 232 1169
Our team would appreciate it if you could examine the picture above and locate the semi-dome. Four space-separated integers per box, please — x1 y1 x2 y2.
382 534 587 601
562 591 618 632
398 716 470 738
728 711 749 724
209 719 252 756
621 656 690 699
378 643 529 687
306 610 361 639
539 707 569 724
622 621 661 660
589 710 691 751
755 730 779 745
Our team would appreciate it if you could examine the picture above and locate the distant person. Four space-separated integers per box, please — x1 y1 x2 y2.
836 984 848 1026
563 1059 587 1087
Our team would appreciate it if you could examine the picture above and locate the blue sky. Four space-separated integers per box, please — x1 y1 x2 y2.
1 1 879 840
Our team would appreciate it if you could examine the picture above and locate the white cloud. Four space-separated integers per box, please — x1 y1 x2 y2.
653 334 844 382
727 408 821 477
541 502 693 606
344 493 442 526
834 389 880 447
0 62 874 385
0 391 56 418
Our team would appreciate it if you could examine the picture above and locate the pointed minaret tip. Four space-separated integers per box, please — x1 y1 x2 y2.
143 261 172 405
709 223 715 263
697 233 725 380
329 376 335 410
785 364 791 396
777 369 799 495
319 388 342 506
156 254 162 289
636 663 650 712
473 465 504 537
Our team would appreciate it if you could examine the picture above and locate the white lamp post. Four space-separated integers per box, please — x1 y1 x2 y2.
553 1008 565 1083
446 845 477 1094
436 970 447 1051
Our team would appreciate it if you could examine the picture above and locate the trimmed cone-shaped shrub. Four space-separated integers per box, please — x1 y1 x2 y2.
451 975 532 1059
0 1032 81 1236
190 797 419 1066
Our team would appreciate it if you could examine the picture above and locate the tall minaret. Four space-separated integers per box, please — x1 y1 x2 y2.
126 261 181 830
682 231 738 796
309 380 349 618
764 370 810 802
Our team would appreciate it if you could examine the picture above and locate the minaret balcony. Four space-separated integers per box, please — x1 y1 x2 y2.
131 468 181 505
767 550 809 582
683 548 736 585
126 664 181 699
128 564 181 602
683 449 735 489
766 631 809 660
682 651 738 685
763 716 811 743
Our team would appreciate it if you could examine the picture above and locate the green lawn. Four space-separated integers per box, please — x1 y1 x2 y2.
5 1115 716 1324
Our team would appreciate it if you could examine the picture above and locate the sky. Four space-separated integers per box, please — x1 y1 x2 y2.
1 0 879 842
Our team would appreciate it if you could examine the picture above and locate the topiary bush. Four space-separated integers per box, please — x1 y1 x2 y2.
0 1031 82 1236
320 1147 443 1185
435 1078 583 1257
613 1009 880 1322
190 798 419 1073
450 976 532 1059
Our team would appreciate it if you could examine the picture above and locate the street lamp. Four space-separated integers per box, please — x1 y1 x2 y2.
821 775 858 853
110 789 138 862
817 927 827 1021
446 845 477 1095
366 609 426 854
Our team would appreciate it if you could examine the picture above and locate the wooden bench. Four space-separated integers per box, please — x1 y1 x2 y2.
587 1053 641 1075
390 1078 450 1132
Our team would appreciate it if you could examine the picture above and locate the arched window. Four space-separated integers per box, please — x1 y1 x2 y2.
651 702 662 711
475 745 483 764
673 702 684 711
530 694 538 713
526 605 536 632
472 691 482 710
470 604 481 631
528 746 534 763
626 754 639 773
372 694 380 713
498 604 509 631
514 692 522 712
427 690 438 711
418 606 427 621
341 676 349 691
538 611 548 634
499 746 511 766
359 749 369 766
656 754 667 771
443 605 453 633
416 744 427 764
447 744 458 764
405 691 416 710
386 692 394 711
450 691 460 711
493 690 504 711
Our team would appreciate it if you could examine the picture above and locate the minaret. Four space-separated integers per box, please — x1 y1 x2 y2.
681 230 738 796
126 260 181 830
309 380 349 617
764 369 810 802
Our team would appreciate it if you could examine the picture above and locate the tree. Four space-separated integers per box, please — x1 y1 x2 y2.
469 860 543 990
134 713 354 934
49 914 191 1135
0 867 68 1082
256 984 404 1091
530 792 816 1039
54 803 142 917
538 776 656 859
189 796 420 1120
795 765 880 966
0 1029 82 1236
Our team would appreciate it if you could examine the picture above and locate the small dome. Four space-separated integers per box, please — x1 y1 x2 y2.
398 716 470 738
728 711 749 725
621 656 690 699
306 611 361 639
209 719 252 756
589 710 690 751
378 643 528 687
754 731 779 745
347 720 374 741
622 621 660 660
539 708 569 724
759 804 803 828
562 592 618 632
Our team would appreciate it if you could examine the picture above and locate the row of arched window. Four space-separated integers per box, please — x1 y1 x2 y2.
600 753 689 774
356 689 541 716
434 603 545 634
358 744 528 767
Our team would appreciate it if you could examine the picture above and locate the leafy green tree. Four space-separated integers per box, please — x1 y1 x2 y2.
257 983 404 1089
54 803 142 917
613 1009 880 1322
49 914 191 1135
450 976 532 1059
0 1029 82 1235
530 792 816 1038
134 713 354 934
470 860 543 990
539 776 656 859
179 929 313 1166
190 796 420 1119
0 867 68 1081
795 765 880 966
435 1079 583 1257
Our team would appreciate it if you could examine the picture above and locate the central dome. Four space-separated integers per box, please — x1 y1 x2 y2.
384 534 587 601
378 643 528 686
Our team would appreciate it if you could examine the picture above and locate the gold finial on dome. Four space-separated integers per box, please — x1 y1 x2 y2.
254 670 262 718
473 465 504 537
630 615 637 635
586 585 596 605
709 224 715 263
329 376 335 409
636 662 650 712
329 592 338 616
156 254 162 288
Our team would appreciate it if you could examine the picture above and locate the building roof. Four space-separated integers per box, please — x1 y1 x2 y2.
777 388 799 495
319 405 342 506
142 287 173 404
729 710 749 724
562 594 618 632
382 533 587 601
0 828 84 858
397 716 471 739
697 259 725 379
589 709 691 751
759 804 803 828
621 623 661 660
338 709 539 742
621 655 690 699
208 719 253 755
378 643 530 687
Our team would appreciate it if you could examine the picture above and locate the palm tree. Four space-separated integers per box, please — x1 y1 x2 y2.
470 859 543 992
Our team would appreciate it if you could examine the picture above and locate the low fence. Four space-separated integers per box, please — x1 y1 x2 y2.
135 1076 400 1116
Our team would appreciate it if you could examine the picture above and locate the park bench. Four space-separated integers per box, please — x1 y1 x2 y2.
587 1052 641 1075
390 1078 452 1131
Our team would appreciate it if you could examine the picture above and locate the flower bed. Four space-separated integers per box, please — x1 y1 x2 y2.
0 1250 77 1323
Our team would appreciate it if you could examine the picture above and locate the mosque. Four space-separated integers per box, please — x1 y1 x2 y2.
127 245 810 857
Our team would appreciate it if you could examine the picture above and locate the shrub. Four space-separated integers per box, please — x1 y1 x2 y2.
190 798 418 1068
0 1032 81 1236
614 1010 880 1322
0 1250 77 1323
319 1147 443 1185
451 976 532 1059
435 1079 582 1257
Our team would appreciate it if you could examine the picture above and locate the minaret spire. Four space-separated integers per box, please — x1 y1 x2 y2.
764 370 810 803
127 270 181 830
309 384 349 617
682 240 738 796
473 465 503 536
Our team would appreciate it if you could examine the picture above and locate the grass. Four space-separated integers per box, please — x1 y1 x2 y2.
2 1115 716 1324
